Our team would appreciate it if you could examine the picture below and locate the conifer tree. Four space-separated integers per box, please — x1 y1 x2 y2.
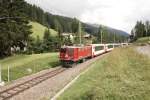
0 0 32 57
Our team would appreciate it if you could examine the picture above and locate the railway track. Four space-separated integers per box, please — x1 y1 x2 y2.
0 67 67 100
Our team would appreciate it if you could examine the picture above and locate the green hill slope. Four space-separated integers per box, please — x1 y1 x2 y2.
135 37 150 44
29 21 58 39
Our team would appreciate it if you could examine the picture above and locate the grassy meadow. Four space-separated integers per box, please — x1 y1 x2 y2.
29 21 58 39
0 53 59 82
58 47 150 100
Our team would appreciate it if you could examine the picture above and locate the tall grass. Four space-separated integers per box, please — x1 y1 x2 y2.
58 47 150 100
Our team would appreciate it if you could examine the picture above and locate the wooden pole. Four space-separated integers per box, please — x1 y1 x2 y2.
114 33 116 43
101 29 103 44
8 66 10 82
0 64 2 83
79 22 82 45
0 64 5 86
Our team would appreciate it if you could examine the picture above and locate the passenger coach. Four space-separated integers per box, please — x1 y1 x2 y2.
90 44 106 57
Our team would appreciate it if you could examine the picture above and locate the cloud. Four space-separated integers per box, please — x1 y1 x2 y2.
25 0 150 33
25 0 89 16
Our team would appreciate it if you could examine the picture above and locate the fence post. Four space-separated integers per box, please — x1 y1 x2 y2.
0 64 2 83
8 66 10 82
0 64 5 86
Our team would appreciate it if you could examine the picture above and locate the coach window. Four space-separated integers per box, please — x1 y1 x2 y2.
115 45 119 48
108 45 113 48
95 46 104 51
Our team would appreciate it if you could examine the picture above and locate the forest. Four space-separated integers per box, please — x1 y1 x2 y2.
131 20 150 40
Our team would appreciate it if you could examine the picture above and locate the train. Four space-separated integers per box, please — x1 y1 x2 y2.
59 43 128 67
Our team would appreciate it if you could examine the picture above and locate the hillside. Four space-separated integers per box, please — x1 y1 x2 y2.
29 21 58 39
83 23 129 37
135 37 150 44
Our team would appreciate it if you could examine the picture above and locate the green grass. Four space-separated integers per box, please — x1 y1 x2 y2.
135 37 150 44
29 21 58 39
58 47 150 100
0 53 59 82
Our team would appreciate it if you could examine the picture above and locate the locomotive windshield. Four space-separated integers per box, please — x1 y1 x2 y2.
60 48 66 53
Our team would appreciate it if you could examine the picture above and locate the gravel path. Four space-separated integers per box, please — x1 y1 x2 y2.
0 53 108 100
136 45 150 58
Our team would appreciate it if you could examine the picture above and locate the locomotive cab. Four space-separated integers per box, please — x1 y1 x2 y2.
60 46 79 67
60 47 74 61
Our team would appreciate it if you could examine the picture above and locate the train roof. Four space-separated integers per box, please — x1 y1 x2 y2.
90 44 105 46
61 45 91 49
105 43 114 45
113 43 121 45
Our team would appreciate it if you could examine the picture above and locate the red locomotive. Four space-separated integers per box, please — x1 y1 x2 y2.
60 45 92 66
60 43 127 67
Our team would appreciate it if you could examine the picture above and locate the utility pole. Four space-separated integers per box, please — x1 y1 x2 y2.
78 21 82 45
114 33 116 43
101 28 103 44
8 66 10 82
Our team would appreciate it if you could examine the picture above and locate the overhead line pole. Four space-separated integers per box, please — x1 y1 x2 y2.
78 21 82 45
101 28 103 44
8 66 10 82
79 22 82 45
114 33 116 43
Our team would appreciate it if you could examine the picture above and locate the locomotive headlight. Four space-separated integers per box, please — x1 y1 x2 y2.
65 54 68 58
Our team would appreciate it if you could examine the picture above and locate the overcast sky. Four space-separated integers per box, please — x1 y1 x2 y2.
25 0 150 33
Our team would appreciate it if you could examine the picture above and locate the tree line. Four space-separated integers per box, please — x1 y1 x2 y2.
95 26 128 43
131 20 150 40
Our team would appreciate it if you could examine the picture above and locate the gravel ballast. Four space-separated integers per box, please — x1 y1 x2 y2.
136 46 150 58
